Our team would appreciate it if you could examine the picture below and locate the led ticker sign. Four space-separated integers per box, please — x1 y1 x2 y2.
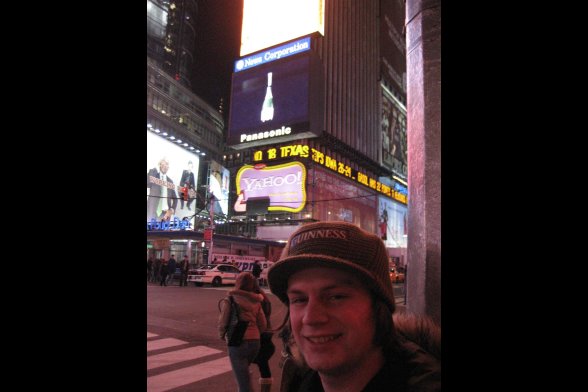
252 144 408 204
235 37 311 72
234 162 307 213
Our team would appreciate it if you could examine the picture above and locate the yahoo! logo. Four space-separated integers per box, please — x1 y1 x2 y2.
235 162 307 213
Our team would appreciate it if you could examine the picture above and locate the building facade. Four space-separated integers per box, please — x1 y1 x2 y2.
221 0 408 263
147 0 198 90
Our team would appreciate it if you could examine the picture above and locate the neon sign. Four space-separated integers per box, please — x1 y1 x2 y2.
235 37 311 72
234 162 307 213
146 217 192 231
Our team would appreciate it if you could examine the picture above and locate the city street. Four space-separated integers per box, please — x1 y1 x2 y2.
147 281 406 391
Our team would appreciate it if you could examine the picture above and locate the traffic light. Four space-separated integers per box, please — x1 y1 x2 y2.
181 186 188 201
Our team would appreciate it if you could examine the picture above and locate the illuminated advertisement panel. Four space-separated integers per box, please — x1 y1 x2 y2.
234 162 307 213
208 160 230 216
378 196 407 248
381 89 407 176
228 52 323 148
147 131 200 225
240 0 324 56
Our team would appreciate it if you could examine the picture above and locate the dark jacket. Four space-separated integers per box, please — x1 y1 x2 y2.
279 312 441 392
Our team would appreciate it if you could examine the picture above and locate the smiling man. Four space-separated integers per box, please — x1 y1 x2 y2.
268 221 440 392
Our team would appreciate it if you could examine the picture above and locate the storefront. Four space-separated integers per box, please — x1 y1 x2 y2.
147 230 285 267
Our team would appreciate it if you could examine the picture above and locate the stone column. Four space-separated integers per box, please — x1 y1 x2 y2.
405 0 441 323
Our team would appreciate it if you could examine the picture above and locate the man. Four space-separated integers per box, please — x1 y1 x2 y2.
252 260 262 279
167 254 177 286
268 221 440 392
180 160 196 211
179 254 190 287
147 157 178 221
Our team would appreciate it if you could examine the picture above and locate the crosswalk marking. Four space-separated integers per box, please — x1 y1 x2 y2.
147 345 222 370
147 337 188 352
147 356 232 392
147 332 158 338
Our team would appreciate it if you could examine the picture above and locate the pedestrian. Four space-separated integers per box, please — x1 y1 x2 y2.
152 258 161 283
267 221 441 392
167 254 177 285
252 280 275 392
218 272 267 392
159 259 168 286
147 256 154 282
179 255 190 286
252 259 262 280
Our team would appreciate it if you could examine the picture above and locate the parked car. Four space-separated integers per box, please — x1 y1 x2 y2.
390 267 405 283
187 264 241 287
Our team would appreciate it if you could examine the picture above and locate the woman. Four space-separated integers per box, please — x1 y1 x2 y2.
218 272 267 392
253 280 276 392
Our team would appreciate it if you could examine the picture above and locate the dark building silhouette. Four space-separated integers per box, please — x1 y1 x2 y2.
147 0 198 90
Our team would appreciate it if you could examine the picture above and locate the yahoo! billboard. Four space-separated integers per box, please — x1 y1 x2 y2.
234 162 307 213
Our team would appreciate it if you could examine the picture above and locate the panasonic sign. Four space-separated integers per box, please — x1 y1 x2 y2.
234 37 311 72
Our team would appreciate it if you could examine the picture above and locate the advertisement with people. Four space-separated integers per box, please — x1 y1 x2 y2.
147 131 200 224
208 160 230 217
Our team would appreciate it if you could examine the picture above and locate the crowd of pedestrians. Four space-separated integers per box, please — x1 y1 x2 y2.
147 254 191 287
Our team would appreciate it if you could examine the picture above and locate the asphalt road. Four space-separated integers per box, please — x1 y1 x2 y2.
147 280 406 391
147 282 288 391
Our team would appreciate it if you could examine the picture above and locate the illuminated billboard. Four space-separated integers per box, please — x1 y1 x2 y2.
147 131 200 224
208 160 230 217
378 196 407 248
240 0 324 56
228 51 323 149
234 162 307 213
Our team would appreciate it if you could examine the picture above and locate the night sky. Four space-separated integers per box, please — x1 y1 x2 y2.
191 0 244 118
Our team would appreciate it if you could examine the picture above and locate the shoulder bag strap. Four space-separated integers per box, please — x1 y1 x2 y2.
229 295 241 319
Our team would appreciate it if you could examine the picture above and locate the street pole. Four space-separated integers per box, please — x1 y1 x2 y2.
403 234 408 305
209 193 215 264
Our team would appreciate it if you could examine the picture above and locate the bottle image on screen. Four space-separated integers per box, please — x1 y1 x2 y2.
260 72 274 122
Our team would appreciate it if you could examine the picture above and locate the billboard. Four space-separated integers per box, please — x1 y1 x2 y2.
234 162 307 213
240 0 324 56
381 90 407 176
147 131 200 224
208 160 230 217
228 51 323 148
378 196 407 248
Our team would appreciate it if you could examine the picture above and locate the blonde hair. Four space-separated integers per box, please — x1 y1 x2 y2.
234 272 256 292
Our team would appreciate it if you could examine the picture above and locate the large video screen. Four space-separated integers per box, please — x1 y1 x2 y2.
228 53 322 148
240 0 324 56
147 131 200 224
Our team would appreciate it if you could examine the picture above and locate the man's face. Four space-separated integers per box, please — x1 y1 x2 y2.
159 160 169 174
287 267 380 377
